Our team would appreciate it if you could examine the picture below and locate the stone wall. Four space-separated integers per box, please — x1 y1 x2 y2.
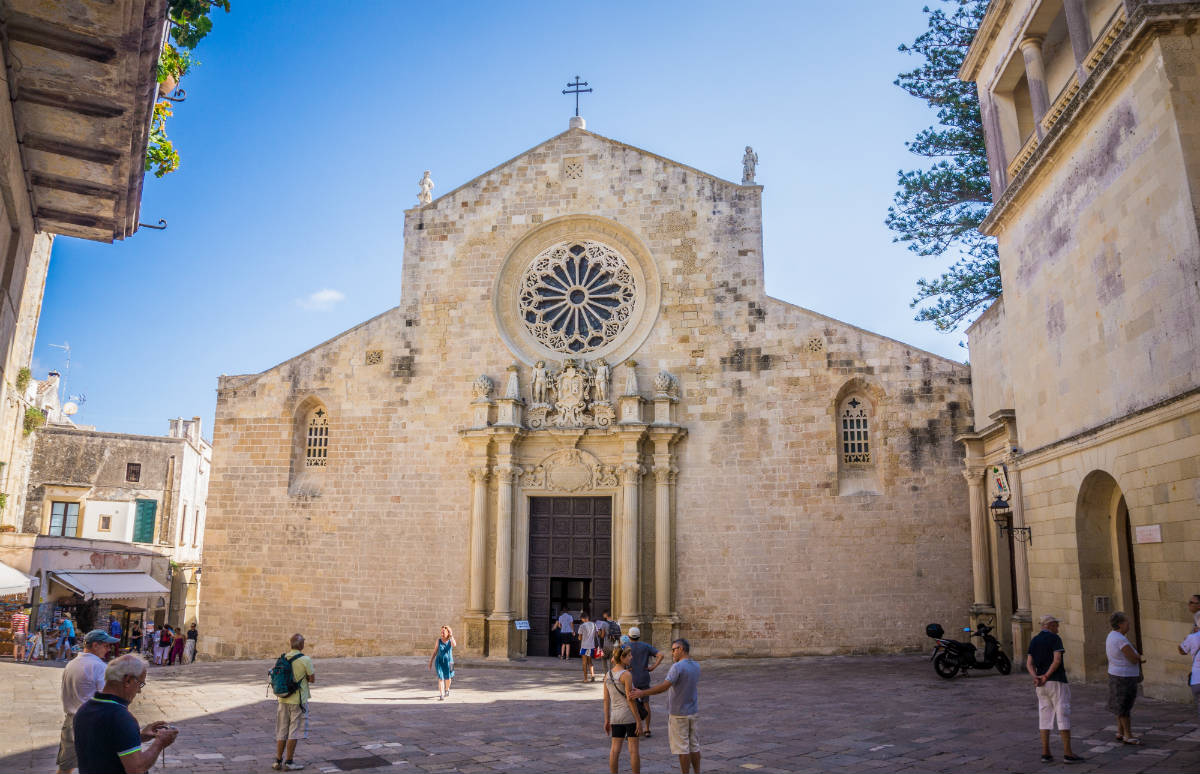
200 128 974 661
992 35 1199 452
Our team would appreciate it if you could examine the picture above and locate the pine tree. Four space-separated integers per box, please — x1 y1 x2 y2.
887 0 1000 331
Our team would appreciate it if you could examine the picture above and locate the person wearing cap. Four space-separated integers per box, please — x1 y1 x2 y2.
1026 615 1083 764
56 629 119 774
626 627 663 738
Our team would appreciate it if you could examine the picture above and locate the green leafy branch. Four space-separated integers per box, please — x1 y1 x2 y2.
145 1 230 178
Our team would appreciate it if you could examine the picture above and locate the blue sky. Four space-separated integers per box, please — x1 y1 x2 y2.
34 1 965 437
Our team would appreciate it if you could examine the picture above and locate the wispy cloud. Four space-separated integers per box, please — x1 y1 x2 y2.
296 288 346 311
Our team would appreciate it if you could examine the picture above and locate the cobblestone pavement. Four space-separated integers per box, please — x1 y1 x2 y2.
1 653 1197 773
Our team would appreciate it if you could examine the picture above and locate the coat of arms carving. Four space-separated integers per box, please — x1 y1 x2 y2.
526 358 616 430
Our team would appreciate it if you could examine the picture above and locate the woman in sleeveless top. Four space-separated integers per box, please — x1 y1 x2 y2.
603 644 643 773
428 625 456 700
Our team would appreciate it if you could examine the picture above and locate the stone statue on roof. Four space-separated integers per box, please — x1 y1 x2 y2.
417 170 434 205
742 146 758 185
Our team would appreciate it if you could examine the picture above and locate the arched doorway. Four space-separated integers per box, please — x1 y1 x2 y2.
1075 470 1140 681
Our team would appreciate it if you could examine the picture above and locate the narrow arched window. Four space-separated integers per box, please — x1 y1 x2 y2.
305 407 328 467
840 396 871 465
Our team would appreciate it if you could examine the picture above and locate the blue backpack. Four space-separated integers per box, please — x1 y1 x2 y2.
269 653 303 698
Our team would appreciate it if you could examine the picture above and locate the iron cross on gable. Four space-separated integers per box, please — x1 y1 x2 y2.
562 76 592 117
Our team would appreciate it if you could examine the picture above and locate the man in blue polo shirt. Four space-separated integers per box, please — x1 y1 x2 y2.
73 653 178 774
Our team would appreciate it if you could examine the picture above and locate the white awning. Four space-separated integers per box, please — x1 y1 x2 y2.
49 570 168 600
0 561 33 597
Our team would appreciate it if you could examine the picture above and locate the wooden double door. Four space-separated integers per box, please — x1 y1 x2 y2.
527 496 611 657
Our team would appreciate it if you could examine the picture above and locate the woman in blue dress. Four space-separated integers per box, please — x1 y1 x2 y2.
428 625 456 700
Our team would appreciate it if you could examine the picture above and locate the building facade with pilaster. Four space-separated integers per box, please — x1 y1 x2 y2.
960 0 1200 701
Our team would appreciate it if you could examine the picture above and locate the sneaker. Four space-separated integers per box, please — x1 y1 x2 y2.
1040 755 1054 763
283 762 304 771
272 761 283 771
1063 755 1085 764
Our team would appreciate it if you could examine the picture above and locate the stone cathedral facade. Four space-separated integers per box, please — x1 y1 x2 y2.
199 121 974 660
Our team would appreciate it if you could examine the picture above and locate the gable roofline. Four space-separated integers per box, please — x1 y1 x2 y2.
406 127 757 212
220 304 402 388
763 294 969 370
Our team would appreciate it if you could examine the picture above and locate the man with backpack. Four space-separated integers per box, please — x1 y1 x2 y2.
270 633 314 771
601 611 621 672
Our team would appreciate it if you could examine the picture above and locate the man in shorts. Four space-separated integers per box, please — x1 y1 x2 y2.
273 633 315 771
577 613 598 682
627 627 663 737
1027 614 1083 764
632 638 701 773
11 607 29 661
552 609 575 660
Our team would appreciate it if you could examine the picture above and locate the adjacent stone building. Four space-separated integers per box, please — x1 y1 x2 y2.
2 416 211 638
959 0 1200 701
0 0 170 548
201 118 975 661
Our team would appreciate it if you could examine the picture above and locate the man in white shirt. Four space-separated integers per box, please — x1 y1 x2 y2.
576 613 597 682
552 610 575 660
57 629 119 774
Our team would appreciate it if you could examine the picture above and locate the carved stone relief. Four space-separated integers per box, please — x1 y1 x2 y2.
520 448 619 492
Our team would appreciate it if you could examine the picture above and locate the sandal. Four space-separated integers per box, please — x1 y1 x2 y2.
642 730 651 738
1121 737 1142 745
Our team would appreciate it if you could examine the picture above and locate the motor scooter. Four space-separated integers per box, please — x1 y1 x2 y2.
925 622 1012 679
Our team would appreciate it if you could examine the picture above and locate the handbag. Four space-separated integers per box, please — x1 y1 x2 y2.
594 646 604 659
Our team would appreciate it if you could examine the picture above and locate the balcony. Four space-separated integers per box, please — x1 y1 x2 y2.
1 1 169 242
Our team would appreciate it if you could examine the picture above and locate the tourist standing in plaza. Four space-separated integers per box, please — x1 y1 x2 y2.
129 621 142 656
273 633 315 771
184 622 198 663
154 625 172 665
578 612 598 682
107 614 121 643
595 615 609 671
1178 608 1200 716
627 627 662 738
553 609 575 660
601 611 621 671
169 626 185 665
11 606 29 661
603 644 642 774
1106 611 1145 744
1027 615 1083 763
429 625 456 699
56 629 119 774
73 653 178 774
58 613 76 659
631 638 701 774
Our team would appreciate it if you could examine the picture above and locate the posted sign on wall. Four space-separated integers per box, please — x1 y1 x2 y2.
1134 524 1163 544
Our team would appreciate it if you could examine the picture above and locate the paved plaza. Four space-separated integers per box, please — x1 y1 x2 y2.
1 653 1197 773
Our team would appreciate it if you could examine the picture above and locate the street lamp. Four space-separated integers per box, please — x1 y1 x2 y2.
990 495 1033 544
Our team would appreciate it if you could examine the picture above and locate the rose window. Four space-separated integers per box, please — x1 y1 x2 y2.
519 240 637 353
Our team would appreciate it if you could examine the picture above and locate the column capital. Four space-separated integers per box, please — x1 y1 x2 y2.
493 464 520 482
652 464 678 484
619 462 644 484
468 466 490 483
1019 34 1045 50
962 466 985 485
